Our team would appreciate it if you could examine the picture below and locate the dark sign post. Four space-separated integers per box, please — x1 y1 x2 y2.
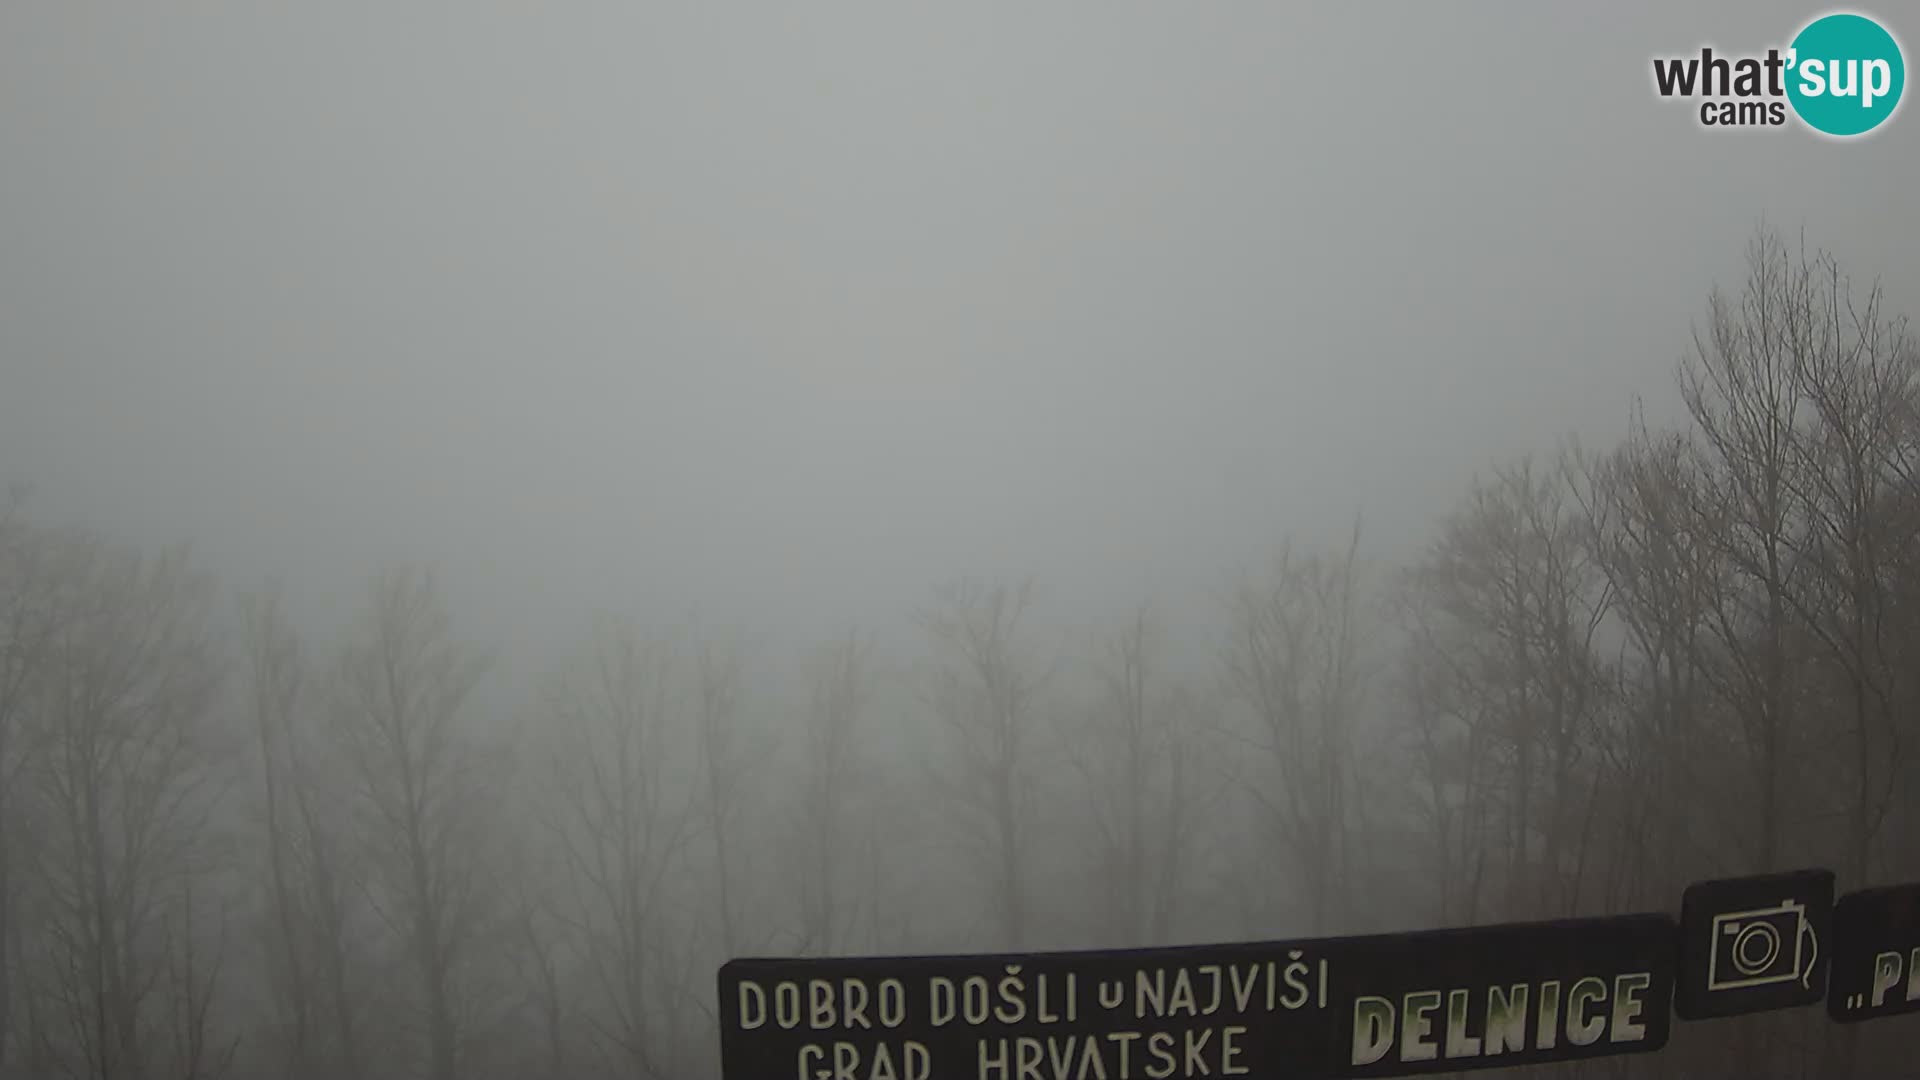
717 914 1675 1079
1826 883 1920 1023
1675 868 1833 1020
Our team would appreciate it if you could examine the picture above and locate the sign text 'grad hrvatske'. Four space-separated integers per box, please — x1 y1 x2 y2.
717 913 1675 1079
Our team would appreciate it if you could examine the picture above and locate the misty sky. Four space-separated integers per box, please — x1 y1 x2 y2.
3 2 1916 682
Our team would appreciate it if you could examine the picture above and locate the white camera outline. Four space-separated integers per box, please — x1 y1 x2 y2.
1706 900 1818 992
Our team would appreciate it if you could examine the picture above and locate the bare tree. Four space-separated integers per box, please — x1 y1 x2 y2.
918 579 1050 950
1070 605 1213 947
1395 464 1610 923
500 835 570 1080
794 627 874 956
286 726 365 1080
0 489 59 1074
239 583 315 1078
540 614 691 1080
330 566 498 1080
1392 584 1496 927
16 534 232 1079
1222 522 1369 933
234 579 369 1079
694 633 747 962
1779 250 1917 888
1679 226 1819 876
1572 417 1724 909
157 878 239 1080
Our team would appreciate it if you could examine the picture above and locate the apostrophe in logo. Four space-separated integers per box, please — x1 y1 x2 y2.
1651 10 1905 138
1787 13 1904 136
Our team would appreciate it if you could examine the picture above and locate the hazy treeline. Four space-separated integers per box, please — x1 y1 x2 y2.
3 226 1919 1079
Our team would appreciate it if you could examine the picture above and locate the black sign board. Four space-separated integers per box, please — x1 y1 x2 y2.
1826 882 1920 1023
717 914 1674 1079
1675 867 1832 1020
1327 915 1674 1077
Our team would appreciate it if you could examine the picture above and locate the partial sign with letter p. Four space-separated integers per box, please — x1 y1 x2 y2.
1827 883 1920 1023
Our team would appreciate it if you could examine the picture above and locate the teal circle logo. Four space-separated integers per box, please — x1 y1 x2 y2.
1786 12 1905 137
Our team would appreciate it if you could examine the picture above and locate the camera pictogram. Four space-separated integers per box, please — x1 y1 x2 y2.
1677 868 1834 1019
1707 900 1819 992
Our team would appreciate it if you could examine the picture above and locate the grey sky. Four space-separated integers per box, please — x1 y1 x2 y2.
3 2 1915 680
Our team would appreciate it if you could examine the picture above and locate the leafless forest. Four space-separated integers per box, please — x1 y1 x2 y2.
2 225 1917 1078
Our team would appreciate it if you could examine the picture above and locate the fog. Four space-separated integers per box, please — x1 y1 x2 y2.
3 3 1919 1079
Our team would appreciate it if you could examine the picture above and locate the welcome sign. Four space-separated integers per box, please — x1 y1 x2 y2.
718 914 1676 1079
720 868 1920 1078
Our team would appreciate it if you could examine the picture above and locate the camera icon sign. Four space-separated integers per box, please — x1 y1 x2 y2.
1676 868 1834 1020
1707 900 1819 993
